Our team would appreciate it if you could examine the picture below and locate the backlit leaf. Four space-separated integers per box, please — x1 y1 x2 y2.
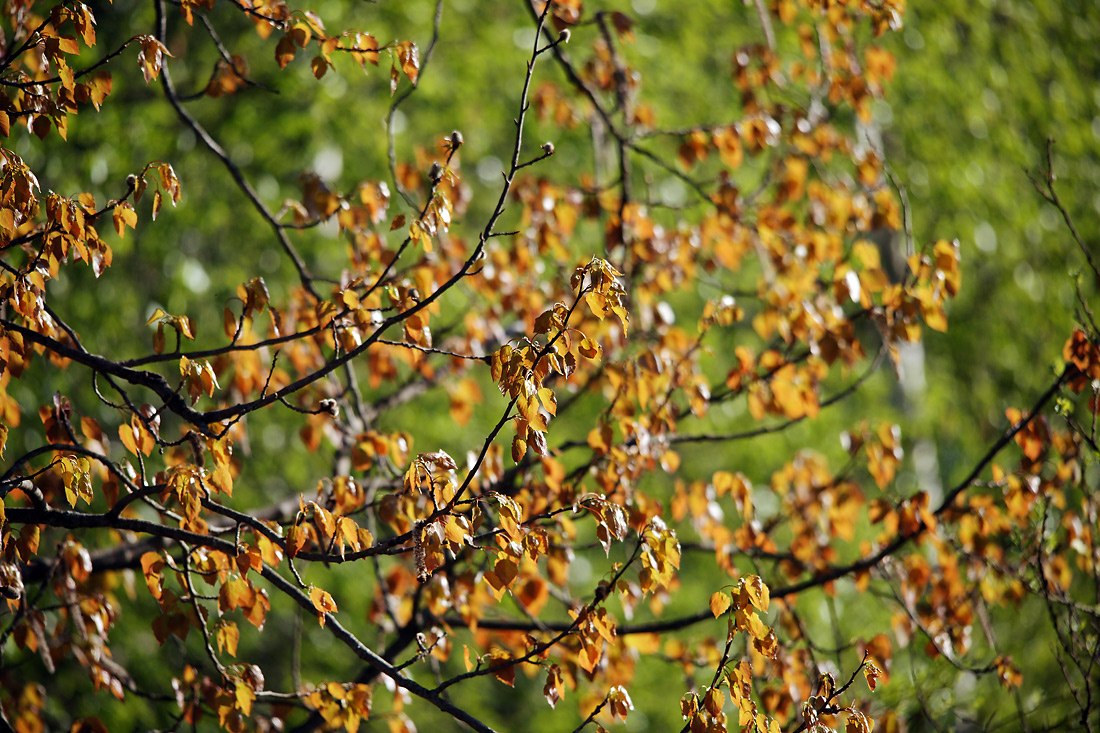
710 591 731 617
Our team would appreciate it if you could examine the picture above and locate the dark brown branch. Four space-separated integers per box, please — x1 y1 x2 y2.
1027 139 1100 289
489 366 1074 638
670 344 886 445
7 506 239 555
258 565 498 733
387 0 445 210
155 0 320 301
0 320 210 431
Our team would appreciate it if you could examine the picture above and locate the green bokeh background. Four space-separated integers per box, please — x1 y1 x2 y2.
3 0 1098 729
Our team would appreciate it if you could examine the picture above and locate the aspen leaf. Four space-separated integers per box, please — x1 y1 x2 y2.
493 557 518 588
528 428 548 456
309 586 338 627
511 435 527 463
216 621 240 657
275 35 296 68
16 525 40 562
537 387 557 415
863 661 882 691
609 686 633 719
578 337 602 359
845 711 872 733
680 693 698 720
223 306 237 338
710 591 732 617
396 41 420 84
703 686 724 716
32 115 51 140
290 25 311 48
235 681 254 716
491 658 515 687
743 575 769 613
112 204 137 237
136 36 172 83
286 525 306 558
543 664 564 708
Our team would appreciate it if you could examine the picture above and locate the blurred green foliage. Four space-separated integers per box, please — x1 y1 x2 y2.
4 0 1098 729
885 0 1100 441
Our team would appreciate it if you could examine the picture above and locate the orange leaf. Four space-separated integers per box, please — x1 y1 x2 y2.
396 41 419 84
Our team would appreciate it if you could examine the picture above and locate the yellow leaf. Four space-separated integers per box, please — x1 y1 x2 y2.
113 204 137 237
234 680 254 716
743 575 770 613
119 424 139 456
709 591 731 617
703 686 725 716
309 586 338 627
537 387 557 415
216 621 240 657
